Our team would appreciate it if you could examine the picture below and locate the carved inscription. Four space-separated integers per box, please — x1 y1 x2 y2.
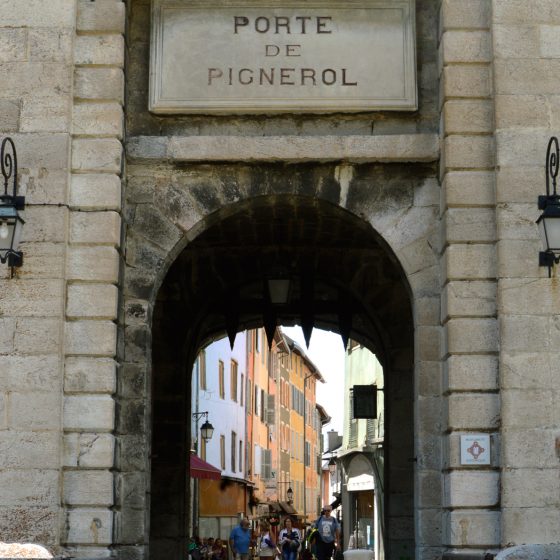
150 1 417 113
207 15 358 87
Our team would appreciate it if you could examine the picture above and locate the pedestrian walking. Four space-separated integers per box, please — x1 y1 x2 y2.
257 521 276 560
314 507 340 560
229 518 252 560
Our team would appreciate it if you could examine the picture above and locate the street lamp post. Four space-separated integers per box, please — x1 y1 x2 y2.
278 480 294 504
537 136 560 276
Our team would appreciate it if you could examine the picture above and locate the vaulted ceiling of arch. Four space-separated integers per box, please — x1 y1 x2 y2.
157 196 413 368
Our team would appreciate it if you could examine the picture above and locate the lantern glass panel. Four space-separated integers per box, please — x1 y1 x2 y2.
541 215 560 251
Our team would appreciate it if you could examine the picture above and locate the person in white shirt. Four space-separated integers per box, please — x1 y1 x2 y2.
278 517 300 560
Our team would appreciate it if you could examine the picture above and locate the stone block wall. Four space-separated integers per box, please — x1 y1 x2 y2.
0 0 125 556
63 1 125 557
492 0 560 546
439 0 500 554
0 0 75 550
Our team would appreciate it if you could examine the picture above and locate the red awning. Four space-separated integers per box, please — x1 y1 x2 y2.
190 454 222 480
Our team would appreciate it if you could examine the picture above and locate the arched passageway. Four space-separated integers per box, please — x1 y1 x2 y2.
149 195 415 560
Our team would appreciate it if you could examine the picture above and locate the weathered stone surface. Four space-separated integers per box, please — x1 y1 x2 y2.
493 24 539 59
496 545 560 560
77 1 126 33
64 396 115 431
443 100 494 134
0 431 60 469
444 355 498 392
444 471 499 508
66 246 120 283
502 389 556 430
0 0 75 27
8 392 61 430
74 35 125 67
446 510 500 547
0 470 60 506
0 29 28 63
67 284 118 319
72 138 122 173
29 28 73 63
441 31 492 64
495 94 549 129
494 59 560 95
447 393 500 430
69 211 121 245
500 352 552 390
444 136 494 169
15 318 61 354
501 508 560 545
70 173 122 210
442 171 495 208
502 469 559 507
443 244 496 280
73 103 124 138
442 66 492 98
0 279 63 317
440 0 490 32
0 98 20 132
442 281 496 319
502 429 559 468
66 508 113 545
0 355 60 392
65 357 117 394
64 434 115 468
444 208 495 243
74 67 124 102
0 506 59 546
64 321 117 357
23 206 67 243
63 471 113 506
493 1 560 25
446 318 498 353
129 134 440 163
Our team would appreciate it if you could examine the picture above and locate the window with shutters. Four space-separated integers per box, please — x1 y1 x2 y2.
261 448 272 479
231 431 236 472
218 360 225 399
239 440 243 473
220 435 225 470
230 359 238 402
266 394 275 425
199 350 207 390
240 374 244 406
260 389 265 421
304 442 310 466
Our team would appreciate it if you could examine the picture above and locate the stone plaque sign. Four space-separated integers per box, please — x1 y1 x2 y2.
460 435 491 466
150 0 416 114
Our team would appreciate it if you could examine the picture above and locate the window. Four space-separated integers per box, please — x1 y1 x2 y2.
240 374 244 406
247 379 252 412
304 442 310 467
219 360 225 399
261 448 272 479
255 329 260 352
231 431 237 472
239 440 243 473
255 386 259 415
200 350 207 390
231 359 238 401
260 389 265 421
220 435 225 470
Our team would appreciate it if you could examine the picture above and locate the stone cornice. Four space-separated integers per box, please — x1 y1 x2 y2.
126 133 439 163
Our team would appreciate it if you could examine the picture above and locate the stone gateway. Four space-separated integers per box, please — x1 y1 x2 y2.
0 1 559 560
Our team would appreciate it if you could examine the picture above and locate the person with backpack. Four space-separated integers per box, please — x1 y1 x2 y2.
314 507 340 560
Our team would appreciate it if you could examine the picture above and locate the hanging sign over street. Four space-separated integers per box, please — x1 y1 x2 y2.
150 0 417 114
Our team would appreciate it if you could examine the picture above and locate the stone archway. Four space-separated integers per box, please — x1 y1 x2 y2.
117 162 442 560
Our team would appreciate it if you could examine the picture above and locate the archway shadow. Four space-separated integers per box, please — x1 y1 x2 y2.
149 195 414 560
